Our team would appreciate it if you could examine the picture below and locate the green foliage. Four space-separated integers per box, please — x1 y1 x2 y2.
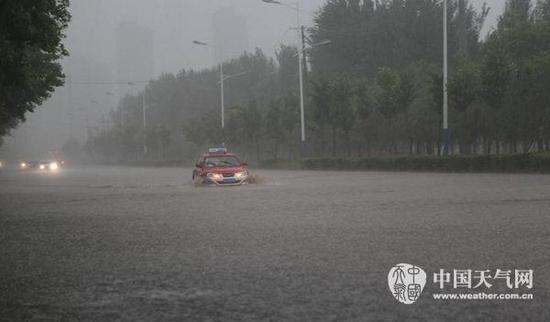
276 45 299 95
301 153 550 173
375 67 409 118
448 61 481 112
537 0 550 21
0 0 70 140
309 0 487 78
226 100 262 146
183 109 222 148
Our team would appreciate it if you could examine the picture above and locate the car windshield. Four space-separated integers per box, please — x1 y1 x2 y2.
204 156 240 168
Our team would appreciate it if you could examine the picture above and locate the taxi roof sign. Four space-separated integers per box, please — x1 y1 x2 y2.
208 147 227 154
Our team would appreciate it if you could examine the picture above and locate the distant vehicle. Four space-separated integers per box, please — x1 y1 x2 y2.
39 160 60 171
19 160 38 170
19 160 60 172
0 160 3 171
192 148 250 186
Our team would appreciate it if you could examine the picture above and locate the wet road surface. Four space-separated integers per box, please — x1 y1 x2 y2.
1 166 549 321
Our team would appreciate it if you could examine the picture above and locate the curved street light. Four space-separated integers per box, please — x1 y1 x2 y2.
262 0 330 152
262 0 306 146
193 40 247 145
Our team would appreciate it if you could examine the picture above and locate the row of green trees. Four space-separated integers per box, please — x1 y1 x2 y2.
87 0 550 163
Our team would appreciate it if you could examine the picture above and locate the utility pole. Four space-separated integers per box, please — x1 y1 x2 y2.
262 0 330 152
193 40 245 147
142 89 148 154
301 25 308 76
296 1 306 146
442 0 450 156
220 62 225 146
120 106 124 129
66 74 78 140
86 118 90 142
101 114 107 135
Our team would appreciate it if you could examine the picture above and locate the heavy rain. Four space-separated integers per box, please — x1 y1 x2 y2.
1 1 549 321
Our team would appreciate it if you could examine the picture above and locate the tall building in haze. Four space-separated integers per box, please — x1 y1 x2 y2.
212 7 249 63
115 21 155 87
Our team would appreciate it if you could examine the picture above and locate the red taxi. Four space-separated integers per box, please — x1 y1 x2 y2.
192 148 250 186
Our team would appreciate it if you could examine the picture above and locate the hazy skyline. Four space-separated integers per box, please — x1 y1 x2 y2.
64 0 503 79
64 0 324 78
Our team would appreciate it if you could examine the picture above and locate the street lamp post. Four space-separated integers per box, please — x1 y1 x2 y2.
220 62 225 130
442 0 449 156
193 40 247 146
218 69 248 131
193 40 224 133
262 1 330 157
128 81 148 154
262 0 306 145
142 88 148 154
297 9 305 145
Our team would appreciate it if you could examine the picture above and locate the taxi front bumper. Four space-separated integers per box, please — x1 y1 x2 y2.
205 173 249 186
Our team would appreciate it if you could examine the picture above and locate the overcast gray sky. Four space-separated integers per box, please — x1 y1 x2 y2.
65 0 325 76
64 0 505 77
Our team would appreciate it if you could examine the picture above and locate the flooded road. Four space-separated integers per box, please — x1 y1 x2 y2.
1 167 549 321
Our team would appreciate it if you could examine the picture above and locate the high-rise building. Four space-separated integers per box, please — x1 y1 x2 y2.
212 7 249 63
115 21 155 87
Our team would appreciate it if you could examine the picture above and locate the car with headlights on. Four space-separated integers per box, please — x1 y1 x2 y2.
19 160 60 172
192 148 250 186
19 160 38 170
38 160 60 171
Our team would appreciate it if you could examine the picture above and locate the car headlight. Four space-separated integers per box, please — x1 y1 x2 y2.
207 173 223 180
49 162 59 170
234 171 248 178
39 164 46 170
20 162 27 168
